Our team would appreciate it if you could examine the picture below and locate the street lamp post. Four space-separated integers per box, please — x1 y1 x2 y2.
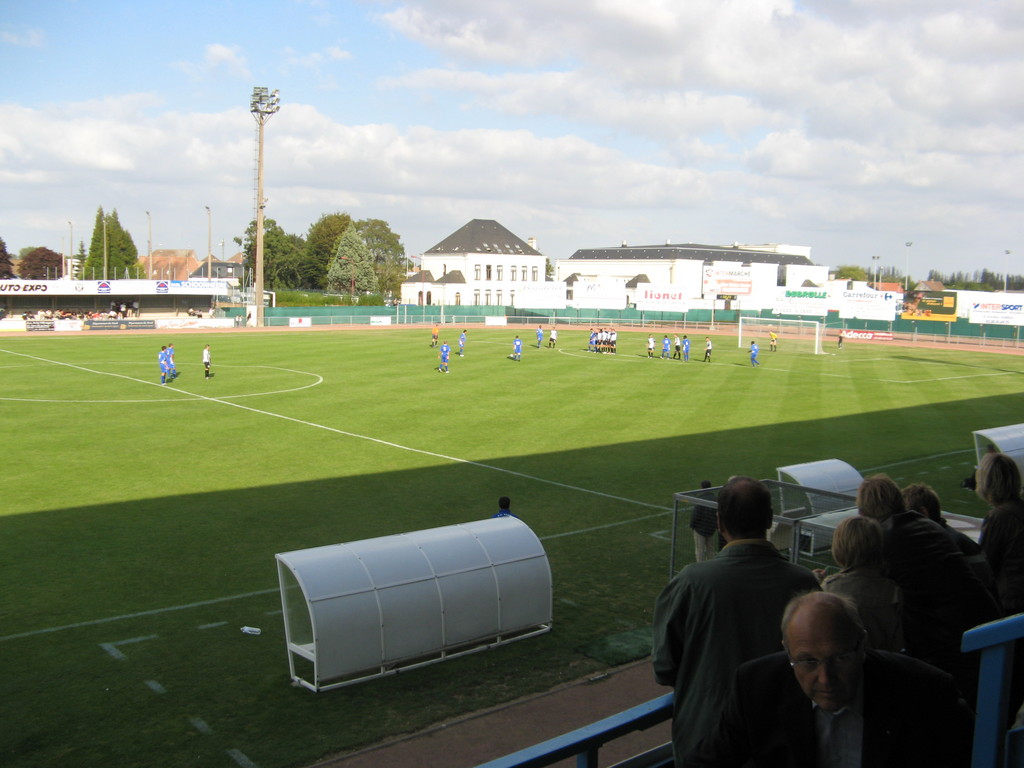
1005 251 1011 293
904 242 913 292
205 205 212 279
146 210 152 280
871 255 880 289
67 220 73 279
103 217 109 281
250 87 280 327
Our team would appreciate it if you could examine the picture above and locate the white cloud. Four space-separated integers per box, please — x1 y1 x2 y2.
173 43 251 80
1 28 44 47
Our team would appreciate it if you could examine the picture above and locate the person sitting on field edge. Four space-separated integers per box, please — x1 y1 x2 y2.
493 496 518 519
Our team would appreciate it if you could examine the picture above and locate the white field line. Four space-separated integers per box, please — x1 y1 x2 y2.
0 347 667 510
0 347 671 643
0 445 979 643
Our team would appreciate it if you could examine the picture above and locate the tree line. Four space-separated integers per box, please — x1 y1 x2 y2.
234 212 408 298
0 209 410 298
835 263 1022 292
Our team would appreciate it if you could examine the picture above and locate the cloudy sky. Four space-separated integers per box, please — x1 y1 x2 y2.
2 0 1022 278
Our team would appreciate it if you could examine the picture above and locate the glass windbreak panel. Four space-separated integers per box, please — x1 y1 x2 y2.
280 567 313 646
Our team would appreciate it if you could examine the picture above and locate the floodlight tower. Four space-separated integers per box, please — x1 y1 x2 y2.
205 205 212 279
250 87 280 327
904 241 913 291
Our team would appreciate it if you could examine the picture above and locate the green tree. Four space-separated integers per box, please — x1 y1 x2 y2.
0 238 16 279
83 207 141 279
304 213 352 289
19 247 64 279
835 264 868 282
352 218 407 298
327 227 377 296
236 218 305 290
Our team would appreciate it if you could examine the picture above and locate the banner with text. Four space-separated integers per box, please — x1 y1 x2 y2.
968 301 1024 326
634 285 690 313
835 290 901 321
772 288 829 317
901 290 957 321
702 263 752 296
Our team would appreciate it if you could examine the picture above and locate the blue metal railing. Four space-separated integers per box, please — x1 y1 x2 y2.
472 693 673 768
962 612 1024 768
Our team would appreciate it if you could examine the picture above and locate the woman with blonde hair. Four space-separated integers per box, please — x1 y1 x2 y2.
819 515 904 651
976 452 1024 615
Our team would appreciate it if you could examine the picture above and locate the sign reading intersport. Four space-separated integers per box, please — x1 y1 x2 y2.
969 302 1024 326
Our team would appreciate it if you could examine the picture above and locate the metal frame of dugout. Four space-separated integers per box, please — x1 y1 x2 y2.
972 423 1024 476
668 480 861 577
276 516 552 692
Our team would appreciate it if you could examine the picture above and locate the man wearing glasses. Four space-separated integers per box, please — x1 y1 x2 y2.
682 592 973 767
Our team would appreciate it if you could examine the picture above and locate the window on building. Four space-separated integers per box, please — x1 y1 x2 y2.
496 266 503 281
496 290 502 305
532 267 539 281
486 265 492 281
511 266 517 282
474 290 481 306
474 265 481 281
454 292 461 306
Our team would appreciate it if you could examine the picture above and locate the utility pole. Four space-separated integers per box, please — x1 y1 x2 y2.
250 87 280 327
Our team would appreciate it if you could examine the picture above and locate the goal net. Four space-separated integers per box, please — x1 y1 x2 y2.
738 317 824 355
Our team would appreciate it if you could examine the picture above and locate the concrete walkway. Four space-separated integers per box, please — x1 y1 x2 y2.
309 660 672 768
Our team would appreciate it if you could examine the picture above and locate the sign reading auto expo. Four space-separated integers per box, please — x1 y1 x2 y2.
0 281 50 292
0 279 230 296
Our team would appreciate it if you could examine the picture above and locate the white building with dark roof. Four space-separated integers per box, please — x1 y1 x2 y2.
401 219 561 307
555 241 827 310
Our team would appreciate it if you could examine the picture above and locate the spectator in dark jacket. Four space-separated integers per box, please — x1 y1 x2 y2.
857 474 1001 704
902 482 997 602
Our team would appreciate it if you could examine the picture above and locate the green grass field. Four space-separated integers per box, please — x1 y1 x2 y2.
2 327 1021 767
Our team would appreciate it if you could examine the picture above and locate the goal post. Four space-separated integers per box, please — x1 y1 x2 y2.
738 317 824 355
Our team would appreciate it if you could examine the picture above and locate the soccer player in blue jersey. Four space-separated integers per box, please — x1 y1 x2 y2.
536 325 544 347
661 335 671 359
438 340 451 373
458 330 467 356
158 345 170 385
167 342 178 379
588 328 598 353
750 340 760 367
682 335 690 362
512 335 522 361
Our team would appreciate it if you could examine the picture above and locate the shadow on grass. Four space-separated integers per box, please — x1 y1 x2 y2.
0 390 1019 768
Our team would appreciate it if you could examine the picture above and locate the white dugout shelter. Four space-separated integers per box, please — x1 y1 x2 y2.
972 424 1024 476
276 516 552 692
776 459 863 496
